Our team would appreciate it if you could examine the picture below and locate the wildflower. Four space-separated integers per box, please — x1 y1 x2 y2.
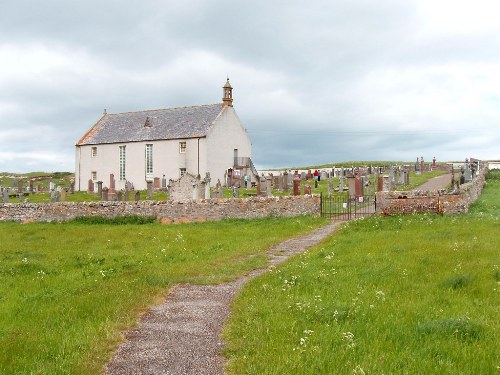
22 257 28 264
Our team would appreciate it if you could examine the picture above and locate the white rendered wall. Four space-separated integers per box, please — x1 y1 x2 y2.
76 137 207 191
205 106 252 184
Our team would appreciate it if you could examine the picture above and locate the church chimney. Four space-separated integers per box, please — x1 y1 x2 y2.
222 78 233 107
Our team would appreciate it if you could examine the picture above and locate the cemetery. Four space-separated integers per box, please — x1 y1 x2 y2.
0 158 489 222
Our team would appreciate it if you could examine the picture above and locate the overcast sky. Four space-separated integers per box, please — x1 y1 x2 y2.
1 0 499 173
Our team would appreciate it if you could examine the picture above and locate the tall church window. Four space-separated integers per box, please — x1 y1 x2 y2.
119 146 126 180
145 144 153 180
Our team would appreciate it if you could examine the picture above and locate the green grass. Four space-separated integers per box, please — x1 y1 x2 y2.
0 215 326 374
223 170 500 374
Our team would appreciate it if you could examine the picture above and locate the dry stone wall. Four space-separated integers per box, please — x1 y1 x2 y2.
0 195 320 223
376 166 488 215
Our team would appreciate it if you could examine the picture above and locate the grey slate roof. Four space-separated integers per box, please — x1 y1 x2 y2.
77 103 225 145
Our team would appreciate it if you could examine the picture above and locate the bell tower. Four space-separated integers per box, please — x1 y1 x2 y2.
222 78 233 107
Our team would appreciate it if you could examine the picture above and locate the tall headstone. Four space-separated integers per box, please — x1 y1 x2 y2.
97 181 103 197
154 177 160 190
162 175 167 189
29 179 34 193
377 175 384 192
2 188 8 203
328 178 334 198
339 176 344 192
116 191 123 201
283 171 289 190
60 189 66 202
147 181 153 199
69 180 75 194
464 159 472 182
354 175 362 197
88 179 94 193
266 176 272 197
109 174 116 198
420 157 425 173
204 172 211 199
293 174 301 196
102 187 109 201
347 177 356 196
124 189 130 201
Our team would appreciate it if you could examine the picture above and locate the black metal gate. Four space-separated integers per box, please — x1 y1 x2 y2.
320 193 376 220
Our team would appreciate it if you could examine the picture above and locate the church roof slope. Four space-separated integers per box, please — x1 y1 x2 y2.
77 103 225 145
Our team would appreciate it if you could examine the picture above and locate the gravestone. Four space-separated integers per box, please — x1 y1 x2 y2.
60 189 66 202
377 175 384 192
88 179 94 193
300 171 306 181
13 178 18 190
204 173 211 199
339 176 344 192
2 188 9 203
116 191 122 202
97 181 103 197
278 173 284 192
307 170 313 180
232 186 239 198
347 177 356 196
464 159 472 182
49 181 55 191
266 176 272 197
102 187 109 201
303 184 311 195
154 177 160 190
147 181 154 199
124 189 130 201
320 170 327 181
29 179 34 192
293 174 301 196
69 180 75 194
17 180 23 194
50 190 56 202
134 191 140 201
328 178 334 198
255 177 261 196
354 175 363 197
109 174 116 198
283 171 289 190
420 157 425 173
162 175 167 190
383 175 391 191
415 157 420 174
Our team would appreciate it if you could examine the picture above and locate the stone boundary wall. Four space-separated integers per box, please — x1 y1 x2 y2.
376 166 488 215
0 195 321 223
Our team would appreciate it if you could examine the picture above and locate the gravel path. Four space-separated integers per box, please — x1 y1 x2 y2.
104 174 452 375
414 173 452 191
104 220 344 375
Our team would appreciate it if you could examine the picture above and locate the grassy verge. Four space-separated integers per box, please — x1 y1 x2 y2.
0 215 326 374
223 170 499 374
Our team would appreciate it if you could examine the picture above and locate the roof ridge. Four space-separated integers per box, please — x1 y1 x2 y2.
107 103 222 116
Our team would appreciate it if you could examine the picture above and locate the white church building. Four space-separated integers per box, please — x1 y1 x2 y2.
75 79 255 191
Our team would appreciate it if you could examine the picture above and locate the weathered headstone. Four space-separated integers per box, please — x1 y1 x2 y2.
134 191 140 201
2 188 9 203
102 187 109 201
232 186 239 198
293 174 300 196
154 177 160 190
347 177 356 196
69 180 75 194
283 171 289 190
303 184 311 195
116 191 122 202
354 175 362 197
109 174 116 198
88 179 94 193
328 178 334 198
162 175 167 190
300 171 306 181
29 179 34 192
266 176 272 197
124 189 130 201
204 173 211 199
464 159 472 182
50 190 56 202
147 181 153 199
377 175 384 192
97 181 103 197
339 176 344 192
320 170 327 181
60 189 66 202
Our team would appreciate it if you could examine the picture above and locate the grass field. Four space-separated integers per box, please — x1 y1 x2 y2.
223 170 499 374
0 216 326 374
